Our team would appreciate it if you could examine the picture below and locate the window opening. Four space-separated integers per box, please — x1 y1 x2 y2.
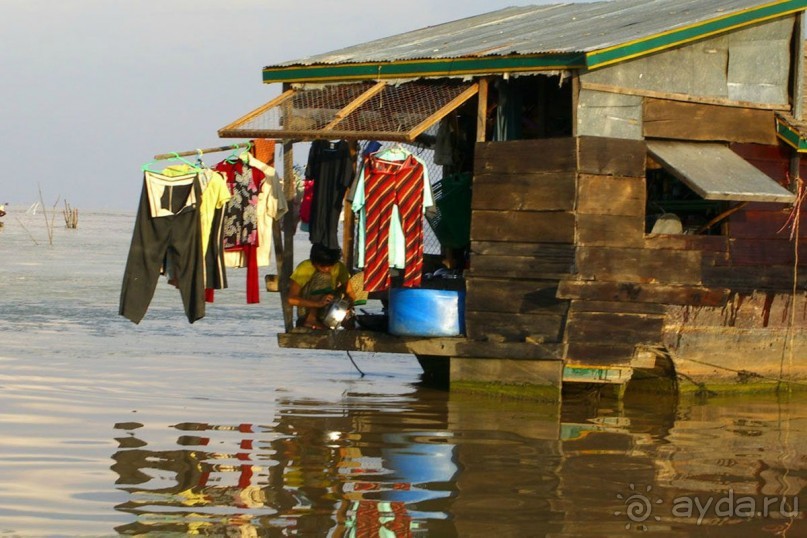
645 161 726 235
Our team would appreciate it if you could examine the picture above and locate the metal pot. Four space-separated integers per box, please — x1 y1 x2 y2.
320 298 351 329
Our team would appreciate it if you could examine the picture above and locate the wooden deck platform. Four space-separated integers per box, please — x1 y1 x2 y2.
278 329 562 360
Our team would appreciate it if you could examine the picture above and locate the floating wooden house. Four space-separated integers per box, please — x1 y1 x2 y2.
221 0 807 398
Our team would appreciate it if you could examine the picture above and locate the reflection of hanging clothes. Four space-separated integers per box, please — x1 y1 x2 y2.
352 148 432 292
306 140 354 250
119 171 205 324
215 153 287 304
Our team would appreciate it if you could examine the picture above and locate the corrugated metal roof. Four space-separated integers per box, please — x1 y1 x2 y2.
268 0 803 69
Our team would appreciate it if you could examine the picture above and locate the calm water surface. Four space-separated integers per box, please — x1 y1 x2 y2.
1 210 806 537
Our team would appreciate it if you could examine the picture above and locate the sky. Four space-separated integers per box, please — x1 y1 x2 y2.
0 0 581 211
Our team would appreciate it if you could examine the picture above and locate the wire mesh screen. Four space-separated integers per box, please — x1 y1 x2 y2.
221 80 475 142
334 81 472 134
236 83 374 132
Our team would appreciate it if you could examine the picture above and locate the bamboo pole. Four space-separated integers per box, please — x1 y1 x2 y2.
218 129 416 142
63 201 78 229
153 142 254 160
14 216 39 245
37 184 58 246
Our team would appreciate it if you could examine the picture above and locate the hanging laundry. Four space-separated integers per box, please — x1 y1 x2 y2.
433 117 457 166
215 151 287 304
298 178 314 232
251 155 287 268
251 138 276 166
119 170 205 324
306 140 355 250
199 169 231 295
352 147 434 292
161 164 232 297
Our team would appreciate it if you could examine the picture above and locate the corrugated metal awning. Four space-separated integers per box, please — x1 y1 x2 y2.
647 140 796 203
219 80 478 143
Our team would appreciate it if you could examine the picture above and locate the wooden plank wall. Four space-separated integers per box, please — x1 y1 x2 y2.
560 137 676 365
644 98 778 145
467 125 805 368
559 99 806 367
467 139 577 343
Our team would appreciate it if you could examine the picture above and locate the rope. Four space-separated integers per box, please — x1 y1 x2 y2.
346 351 366 377
778 176 805 394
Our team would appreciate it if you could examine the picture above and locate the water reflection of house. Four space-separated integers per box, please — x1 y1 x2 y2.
216 0 807 397
110 395 459 536
552 392 807 533
109 389 807 534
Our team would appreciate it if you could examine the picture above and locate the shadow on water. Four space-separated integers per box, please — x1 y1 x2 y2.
109 375 807 537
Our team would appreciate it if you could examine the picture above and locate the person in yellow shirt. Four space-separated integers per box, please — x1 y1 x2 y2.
288 243 357 329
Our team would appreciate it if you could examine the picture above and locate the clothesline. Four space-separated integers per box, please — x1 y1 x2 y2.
152 141 262 160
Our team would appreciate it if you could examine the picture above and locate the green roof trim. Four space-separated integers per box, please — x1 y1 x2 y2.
586 0 807 69
776 118 807 152
262 53 586 83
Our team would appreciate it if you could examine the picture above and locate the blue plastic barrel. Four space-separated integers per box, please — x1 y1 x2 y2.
388 288 465 337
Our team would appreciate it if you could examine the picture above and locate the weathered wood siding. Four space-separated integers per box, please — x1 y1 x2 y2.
467 139 576 343
562 137 673 365
467 133 806 370
643 99 778 145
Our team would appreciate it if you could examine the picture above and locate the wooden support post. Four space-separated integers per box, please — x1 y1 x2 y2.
572 75 580 138
476 78 489 143
343 140 359 270
280 139 296 332
278 83 297 332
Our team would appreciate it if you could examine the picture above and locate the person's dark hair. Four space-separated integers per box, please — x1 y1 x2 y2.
310 243 341 266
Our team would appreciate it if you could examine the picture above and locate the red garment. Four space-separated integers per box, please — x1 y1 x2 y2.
299 179 314 224
214 158 265 304
362 154 426 292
